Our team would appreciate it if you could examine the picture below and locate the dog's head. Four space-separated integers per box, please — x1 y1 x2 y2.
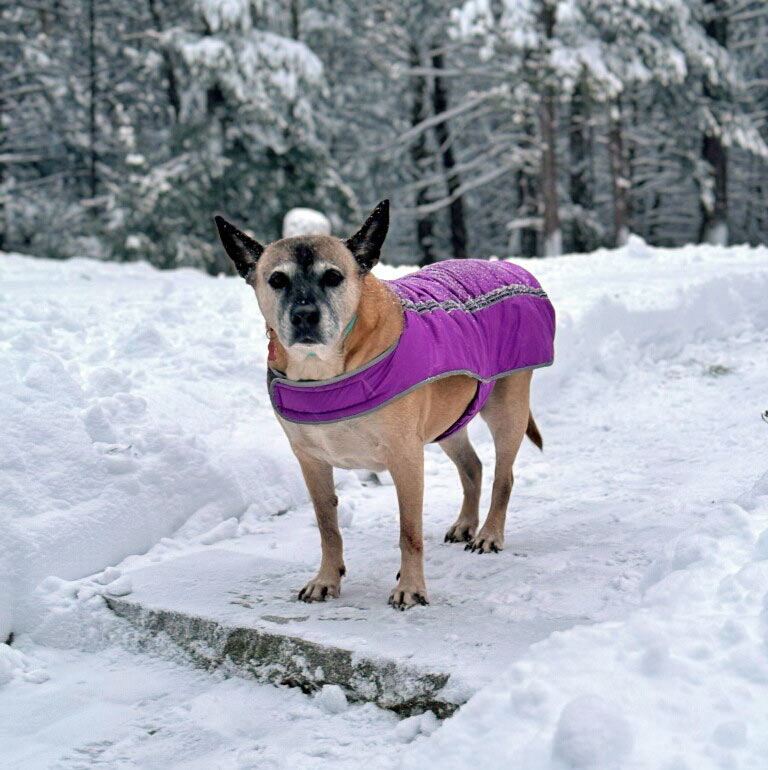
215 201 388 352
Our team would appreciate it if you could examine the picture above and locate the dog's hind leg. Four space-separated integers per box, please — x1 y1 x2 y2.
440 427 483 543
295 451 346 602
467 370 532 554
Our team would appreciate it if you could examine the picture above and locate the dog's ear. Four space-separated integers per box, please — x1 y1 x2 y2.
345 200 389 273
214 215 264 279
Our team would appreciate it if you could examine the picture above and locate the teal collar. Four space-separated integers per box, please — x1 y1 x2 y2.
343 313 358 340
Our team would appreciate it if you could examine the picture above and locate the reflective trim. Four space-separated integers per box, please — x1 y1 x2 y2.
399 284 549 314
268 360 553 427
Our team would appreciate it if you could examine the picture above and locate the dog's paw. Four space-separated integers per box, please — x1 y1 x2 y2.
298 573 342 603
388 581 429 610
444 520 477 543
465 531 504 554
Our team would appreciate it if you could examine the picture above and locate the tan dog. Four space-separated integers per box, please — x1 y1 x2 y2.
215 201 543 609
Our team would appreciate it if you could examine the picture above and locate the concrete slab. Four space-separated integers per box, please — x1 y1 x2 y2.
106 548 586 717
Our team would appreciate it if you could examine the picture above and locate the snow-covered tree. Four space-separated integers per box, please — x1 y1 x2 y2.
1 0 355 272
450 0 768 252
302 0 474 264
3 0 768 265
107 0 354 272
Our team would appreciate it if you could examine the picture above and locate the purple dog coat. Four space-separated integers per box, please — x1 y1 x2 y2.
268 259 555 442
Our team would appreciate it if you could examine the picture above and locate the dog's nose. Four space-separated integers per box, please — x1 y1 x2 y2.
290 304 320 328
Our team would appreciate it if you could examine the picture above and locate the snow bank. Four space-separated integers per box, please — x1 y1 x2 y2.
405 470 768 770
0 255 306 641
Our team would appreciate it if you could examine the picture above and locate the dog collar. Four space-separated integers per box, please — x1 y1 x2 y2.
342 313 357 340
304 314 357 360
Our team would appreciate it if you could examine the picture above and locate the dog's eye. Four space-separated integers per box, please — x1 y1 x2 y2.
268 271 289 290
322 269 344 288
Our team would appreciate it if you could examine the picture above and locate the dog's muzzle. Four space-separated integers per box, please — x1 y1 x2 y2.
290 302 321 344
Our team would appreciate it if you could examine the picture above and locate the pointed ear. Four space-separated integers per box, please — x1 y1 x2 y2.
345 200 389 273
214 215 264 279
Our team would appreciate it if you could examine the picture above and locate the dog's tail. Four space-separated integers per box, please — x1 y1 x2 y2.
526 412 543 451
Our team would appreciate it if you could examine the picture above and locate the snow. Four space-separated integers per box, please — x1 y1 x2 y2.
197 0 253 34
315 684 348 715
405 471 768 770
703 221 729 247
282 208 332 238
2 242 768 768
0 256 305 641
0 646 399 770
543 228 563 257
551 695 633 769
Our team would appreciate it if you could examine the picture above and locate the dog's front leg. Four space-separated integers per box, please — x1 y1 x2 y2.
387 446 429 609
294 451 345 602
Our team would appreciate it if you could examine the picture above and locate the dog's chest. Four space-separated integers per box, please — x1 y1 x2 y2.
278 415 389 471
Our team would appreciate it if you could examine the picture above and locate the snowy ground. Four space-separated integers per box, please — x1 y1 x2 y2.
2 238 768 769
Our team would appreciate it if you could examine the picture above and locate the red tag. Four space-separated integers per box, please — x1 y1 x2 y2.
268 340 276 361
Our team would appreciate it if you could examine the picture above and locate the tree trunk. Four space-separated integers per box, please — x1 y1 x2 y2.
148 0 180 122
515 167 539 258
698 0 728 245
648 182 662 245
289 0 301 40
513 110 539 258
568 73 594 252
431 50 468 259
0 164 4 251
409 42 434 266
698 134 728 245
88 0 97 198
609 100 629 247
539 2 561 256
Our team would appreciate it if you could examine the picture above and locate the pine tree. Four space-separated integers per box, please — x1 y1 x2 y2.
110 0 355 272
453 0 571 255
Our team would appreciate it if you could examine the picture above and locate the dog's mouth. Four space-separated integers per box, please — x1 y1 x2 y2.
292 332 323 346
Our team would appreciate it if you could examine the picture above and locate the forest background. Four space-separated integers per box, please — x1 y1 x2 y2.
2 0 767 273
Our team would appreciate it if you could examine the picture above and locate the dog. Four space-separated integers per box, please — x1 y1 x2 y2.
214 200 555 609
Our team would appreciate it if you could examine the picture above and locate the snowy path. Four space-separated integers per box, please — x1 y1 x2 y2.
2 243 768 768
1 646 406 770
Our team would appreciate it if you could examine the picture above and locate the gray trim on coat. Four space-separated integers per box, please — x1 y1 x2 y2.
268 360 553 431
